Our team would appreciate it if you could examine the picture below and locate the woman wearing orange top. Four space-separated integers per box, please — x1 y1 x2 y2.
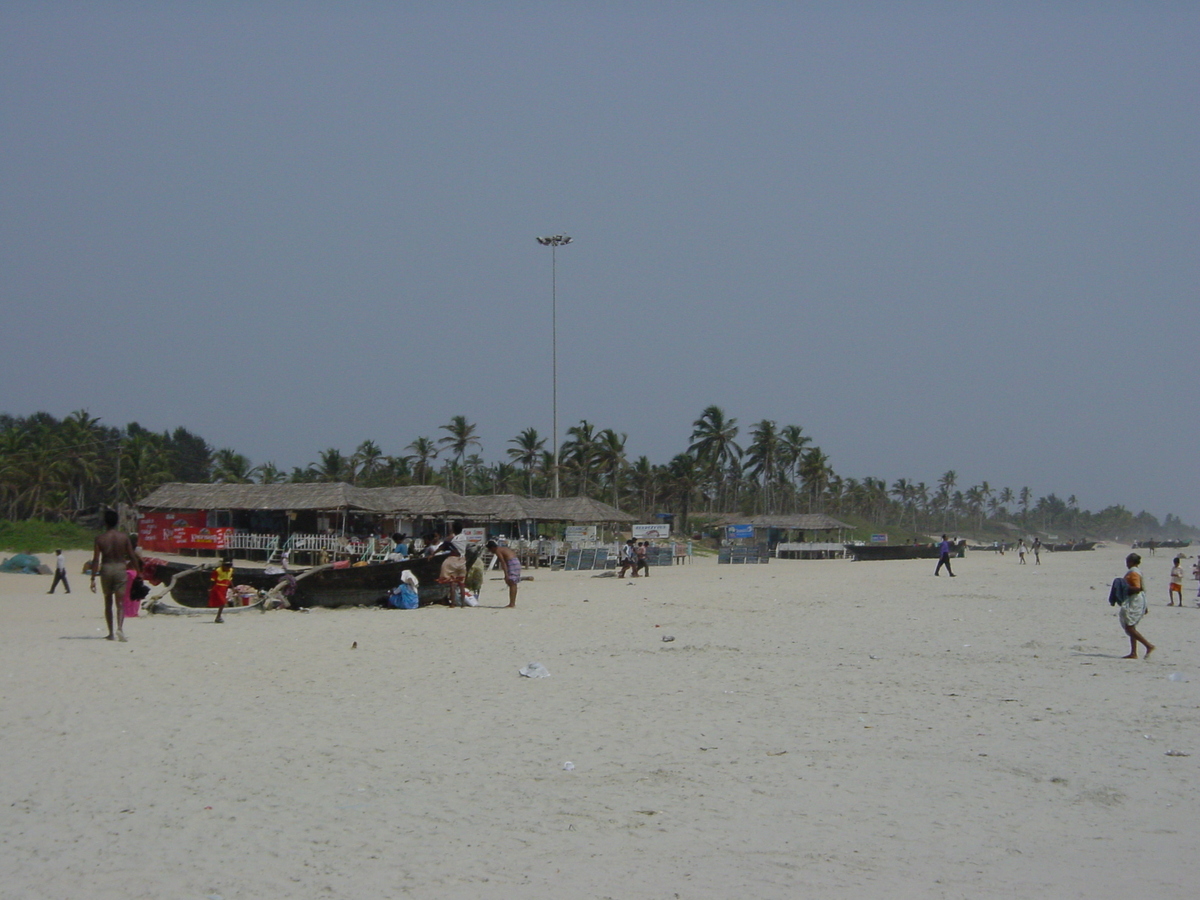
1119 553 1154 659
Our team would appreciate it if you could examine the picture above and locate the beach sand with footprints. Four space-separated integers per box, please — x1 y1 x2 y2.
1 543 1197 899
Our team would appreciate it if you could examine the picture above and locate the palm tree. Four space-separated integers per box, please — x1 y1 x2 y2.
351 440 384 485
798 447 832 512
745 420 780 513
663 452 701 535
438 416 480 493
256 462 285 484
405 437 439 485
778 425 811 511
212 448 255 483
506 427 546 496
689 406 741 511
561 420 598 496
593 428 628 509
891 478 915 530
311 448 349 483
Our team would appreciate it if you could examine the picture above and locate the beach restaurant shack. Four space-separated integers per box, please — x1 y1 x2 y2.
716 513 852 560
136 483 637 562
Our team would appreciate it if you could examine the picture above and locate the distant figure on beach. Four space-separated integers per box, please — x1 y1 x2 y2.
47 549 70 594
487 540 521 608
210 558 235 623
933 534 956 577
1117 552 1154 659
1016 540 1027 564
90 510 141 642
636 541 650 577
1168 557 1184 606
1032 538 1041 565
618 539 640 578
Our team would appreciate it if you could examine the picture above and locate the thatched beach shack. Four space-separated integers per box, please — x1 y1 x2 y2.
136 483 636 559
714 513 852 559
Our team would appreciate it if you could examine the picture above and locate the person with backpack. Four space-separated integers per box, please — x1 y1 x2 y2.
1116 552 1154 660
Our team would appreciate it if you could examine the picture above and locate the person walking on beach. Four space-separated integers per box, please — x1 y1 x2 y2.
487 540 521 608
47 549 70 594
210 558 235 624
618 539 639 578
1032 538 1042 565
1168 557 1184 606
1117 552 1154 659
934 535 956 577
90 509 141 642
1017 539 1027 564
635 541 650 577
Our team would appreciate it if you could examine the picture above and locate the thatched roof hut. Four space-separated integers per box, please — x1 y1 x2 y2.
712 513 851 532
137 483 635 524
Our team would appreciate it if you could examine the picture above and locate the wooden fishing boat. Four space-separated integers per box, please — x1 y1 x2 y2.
1047 541 1097 552
844 541 964 561
156 548 478 609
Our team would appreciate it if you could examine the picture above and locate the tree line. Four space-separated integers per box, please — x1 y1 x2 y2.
1 408 1194 541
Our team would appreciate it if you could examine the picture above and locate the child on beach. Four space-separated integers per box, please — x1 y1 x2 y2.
1168 557 1184 606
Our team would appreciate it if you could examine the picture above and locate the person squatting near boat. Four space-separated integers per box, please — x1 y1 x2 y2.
90 509 141 642
487 540 521 608
1111 552 1155 660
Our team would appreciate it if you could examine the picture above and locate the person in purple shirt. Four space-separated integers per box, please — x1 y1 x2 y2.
934 534 956 577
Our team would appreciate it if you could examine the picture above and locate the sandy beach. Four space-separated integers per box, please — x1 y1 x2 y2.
1 543 1197 899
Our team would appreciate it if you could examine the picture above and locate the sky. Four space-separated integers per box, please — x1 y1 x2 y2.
2 2 1197 525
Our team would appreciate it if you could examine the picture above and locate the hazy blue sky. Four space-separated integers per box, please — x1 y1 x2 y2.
2 3 1196 525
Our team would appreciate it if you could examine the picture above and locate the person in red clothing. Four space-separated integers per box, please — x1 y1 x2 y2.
210 558 235 624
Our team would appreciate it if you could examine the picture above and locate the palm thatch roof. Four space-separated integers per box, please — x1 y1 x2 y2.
521 496 637 524
711 513 851 531
137 483 636 523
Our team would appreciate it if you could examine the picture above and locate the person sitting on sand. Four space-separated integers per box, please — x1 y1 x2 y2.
210 558 235 624
487 540 521 608
1118 552 1154 660
90 509 141 642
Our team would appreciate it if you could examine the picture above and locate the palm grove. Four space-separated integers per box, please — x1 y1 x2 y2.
0 408 1192 540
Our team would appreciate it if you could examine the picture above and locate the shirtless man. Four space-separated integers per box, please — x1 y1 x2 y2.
486 540 521 608
90 509 141 642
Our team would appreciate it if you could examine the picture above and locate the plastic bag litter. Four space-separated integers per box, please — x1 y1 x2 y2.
519 662 550 678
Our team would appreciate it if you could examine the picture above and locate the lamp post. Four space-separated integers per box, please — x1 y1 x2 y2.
535 234 572 498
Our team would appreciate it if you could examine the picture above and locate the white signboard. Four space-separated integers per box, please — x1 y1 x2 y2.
564 525 597 542
461 527 487 545
632 523 670 540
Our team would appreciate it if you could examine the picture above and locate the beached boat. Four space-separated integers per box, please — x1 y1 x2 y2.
1047 541 1097 552
844 542 962 561
289 556 447 608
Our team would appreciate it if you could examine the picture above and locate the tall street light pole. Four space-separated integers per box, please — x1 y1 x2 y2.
536 234 572 498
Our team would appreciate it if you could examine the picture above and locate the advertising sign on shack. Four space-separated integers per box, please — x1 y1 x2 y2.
725 524 754 541
632 524 670 540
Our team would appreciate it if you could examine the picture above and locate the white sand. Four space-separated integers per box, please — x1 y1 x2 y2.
1 544 1197 899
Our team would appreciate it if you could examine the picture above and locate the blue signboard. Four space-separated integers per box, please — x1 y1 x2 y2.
726 524 754 540
870 533 889 543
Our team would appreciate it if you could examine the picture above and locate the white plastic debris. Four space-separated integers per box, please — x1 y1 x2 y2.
519 662 550 678
562 761 575 771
